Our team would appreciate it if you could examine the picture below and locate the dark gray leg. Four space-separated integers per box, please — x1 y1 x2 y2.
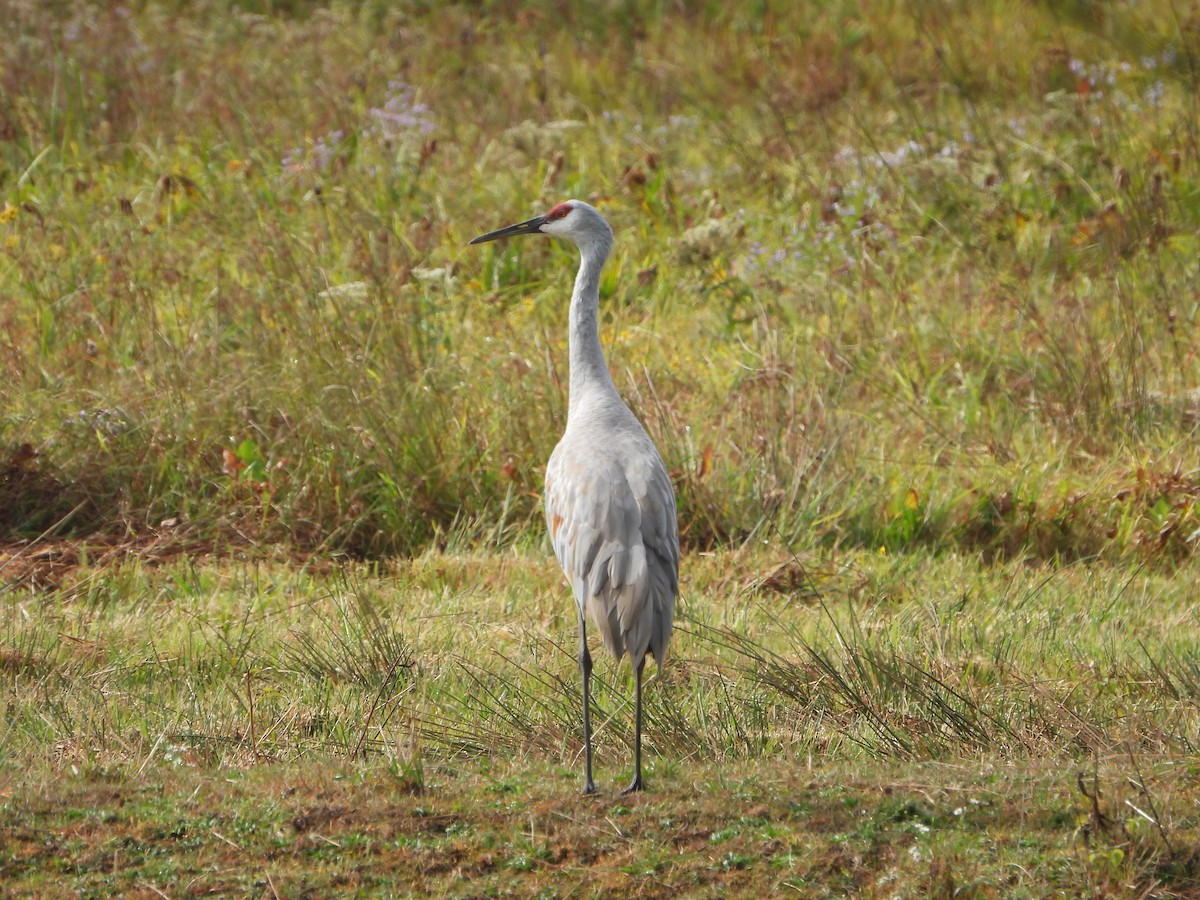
578 606 597 795
621 657 646 794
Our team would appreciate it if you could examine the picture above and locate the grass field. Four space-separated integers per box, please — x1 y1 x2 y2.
3 0 1200 895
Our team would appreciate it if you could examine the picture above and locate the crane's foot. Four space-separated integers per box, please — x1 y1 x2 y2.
582 780 599 796
620 775 644 795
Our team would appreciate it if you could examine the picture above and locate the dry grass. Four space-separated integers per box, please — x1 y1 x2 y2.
1 0 1198 562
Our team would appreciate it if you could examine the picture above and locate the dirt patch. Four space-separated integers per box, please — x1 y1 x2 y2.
0 530 337 592
0 533 205 590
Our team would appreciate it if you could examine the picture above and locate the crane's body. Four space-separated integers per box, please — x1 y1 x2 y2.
470 200 679 794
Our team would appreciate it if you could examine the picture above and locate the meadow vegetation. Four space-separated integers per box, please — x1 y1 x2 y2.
2 0 1200 895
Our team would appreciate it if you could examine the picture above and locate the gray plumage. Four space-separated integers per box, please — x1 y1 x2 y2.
470 199 679 794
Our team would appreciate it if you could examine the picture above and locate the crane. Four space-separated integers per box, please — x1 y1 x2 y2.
470 200 679 795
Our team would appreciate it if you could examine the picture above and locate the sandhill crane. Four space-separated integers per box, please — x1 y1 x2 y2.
470 200 679 794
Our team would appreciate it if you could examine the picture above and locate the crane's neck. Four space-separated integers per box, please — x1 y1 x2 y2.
567 237 620 420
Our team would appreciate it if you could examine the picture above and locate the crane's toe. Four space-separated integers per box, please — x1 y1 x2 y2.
620 775 644 795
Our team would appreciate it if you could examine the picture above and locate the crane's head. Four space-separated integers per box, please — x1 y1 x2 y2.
469 199 613 256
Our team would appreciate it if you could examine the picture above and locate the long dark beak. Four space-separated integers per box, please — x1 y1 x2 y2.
469 215 547 245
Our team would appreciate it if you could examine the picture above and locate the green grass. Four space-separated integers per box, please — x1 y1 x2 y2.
3 551 1199 895
3 0 1200 894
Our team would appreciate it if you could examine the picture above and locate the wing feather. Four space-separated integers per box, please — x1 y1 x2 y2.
545 429 678 667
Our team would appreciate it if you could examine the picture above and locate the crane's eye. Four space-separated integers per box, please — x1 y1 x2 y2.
546 203 572 221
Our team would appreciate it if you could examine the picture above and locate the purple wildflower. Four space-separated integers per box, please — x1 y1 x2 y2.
368 78 435 141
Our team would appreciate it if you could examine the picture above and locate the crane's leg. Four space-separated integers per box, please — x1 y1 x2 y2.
621 657 646 794
577 605 597 796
